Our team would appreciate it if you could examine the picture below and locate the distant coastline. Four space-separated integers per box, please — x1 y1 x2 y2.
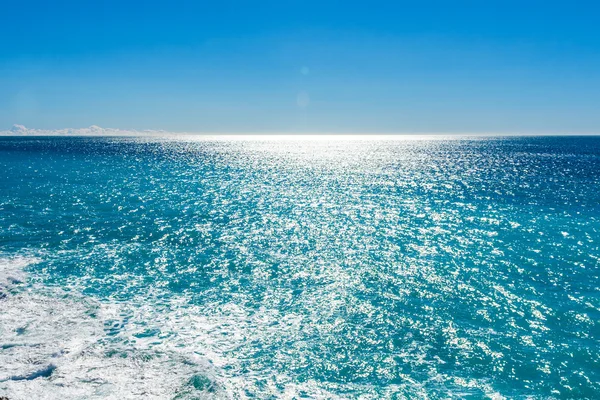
1 124 599 137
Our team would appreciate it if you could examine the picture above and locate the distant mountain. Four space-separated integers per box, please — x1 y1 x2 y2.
0 124 168 136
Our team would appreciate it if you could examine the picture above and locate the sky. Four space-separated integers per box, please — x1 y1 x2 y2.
1 0 599 134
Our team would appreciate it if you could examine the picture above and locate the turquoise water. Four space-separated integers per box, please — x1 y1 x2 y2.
0 136 598 399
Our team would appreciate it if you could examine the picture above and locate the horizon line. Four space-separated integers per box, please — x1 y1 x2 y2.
2 125 600 138
2 132 600 138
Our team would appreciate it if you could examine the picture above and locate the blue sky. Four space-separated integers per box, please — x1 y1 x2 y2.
1 0 599 133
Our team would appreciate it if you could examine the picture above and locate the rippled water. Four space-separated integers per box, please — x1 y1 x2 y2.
0 136 599 399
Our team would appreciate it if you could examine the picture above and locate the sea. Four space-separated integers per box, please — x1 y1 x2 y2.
0 135 598 399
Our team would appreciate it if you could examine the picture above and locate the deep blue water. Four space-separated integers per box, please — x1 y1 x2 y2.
0 136 599 399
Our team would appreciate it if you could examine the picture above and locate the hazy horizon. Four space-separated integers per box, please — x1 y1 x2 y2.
2 123 600 137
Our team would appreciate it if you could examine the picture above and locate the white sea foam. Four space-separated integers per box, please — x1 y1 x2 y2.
0 256 31 294
0 257 223 399
0 256 347 399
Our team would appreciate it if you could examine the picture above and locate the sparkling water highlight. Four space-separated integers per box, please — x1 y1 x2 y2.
1 136 599 399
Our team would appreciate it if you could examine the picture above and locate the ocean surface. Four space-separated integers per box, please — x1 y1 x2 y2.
0 135 598 399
